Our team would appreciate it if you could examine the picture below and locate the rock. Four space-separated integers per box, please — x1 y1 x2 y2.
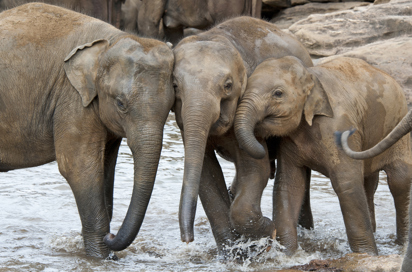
287 253 403 272
317 37 412 105
288 0 412 57
263 0 291 9
270 2 370 29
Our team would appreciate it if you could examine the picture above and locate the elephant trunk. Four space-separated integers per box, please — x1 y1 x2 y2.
337 109 412 160
104 122 163 251
234 96 266 159
179 99 218 243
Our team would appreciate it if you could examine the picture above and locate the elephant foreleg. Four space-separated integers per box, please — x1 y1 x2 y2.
198 144 237 257
230 138 275 239
273 154 308 255
104 137 122 222
55 133 112 259
298 167 314 230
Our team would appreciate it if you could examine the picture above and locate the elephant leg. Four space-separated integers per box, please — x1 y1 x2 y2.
383 161 412 245
273 154 307 255
198 145 237 257
55 134 111 259
230 140 275 240
401 186 412 272
330 166 378 255
298 167 314 230
364 172 379 232
103 138 122 222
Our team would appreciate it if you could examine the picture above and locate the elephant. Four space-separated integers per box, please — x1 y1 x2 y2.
137 0 262 44
234 56 412 256
120 0 142 31
0 3 174 259
0 0 125 28
172 16 313 257
336 111 412 271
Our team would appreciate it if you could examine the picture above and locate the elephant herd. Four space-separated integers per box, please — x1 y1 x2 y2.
0 2 411 271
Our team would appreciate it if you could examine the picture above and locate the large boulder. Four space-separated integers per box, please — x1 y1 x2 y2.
317 37 412 105
271 2 370 29
288 0 412 57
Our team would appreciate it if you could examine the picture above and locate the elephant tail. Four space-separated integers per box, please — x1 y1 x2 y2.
335 109 412 160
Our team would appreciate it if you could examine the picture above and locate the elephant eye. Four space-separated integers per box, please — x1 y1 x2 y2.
116 97 127 112
224 81 233 91
272 89 283 98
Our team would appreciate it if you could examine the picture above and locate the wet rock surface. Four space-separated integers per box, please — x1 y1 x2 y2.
279 0 412 104
278 253 403 271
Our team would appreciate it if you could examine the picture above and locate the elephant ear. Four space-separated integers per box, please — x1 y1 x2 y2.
64 39 109 107
303 73 333 126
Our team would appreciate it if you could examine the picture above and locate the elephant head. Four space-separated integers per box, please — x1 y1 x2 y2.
172 36 247 243
235 56 333 159
336 109 412 160
64 37 175 251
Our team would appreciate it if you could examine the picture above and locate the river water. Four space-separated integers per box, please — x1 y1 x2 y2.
0 113 404 271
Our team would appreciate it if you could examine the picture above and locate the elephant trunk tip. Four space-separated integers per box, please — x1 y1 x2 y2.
239 142 266 160
103 233 127 251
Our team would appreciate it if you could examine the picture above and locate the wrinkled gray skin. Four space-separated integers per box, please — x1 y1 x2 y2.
0 0 125 28
137 0 262 44
173 16 313 256
337 110 412 271
235 56 412 256
0 3 174 259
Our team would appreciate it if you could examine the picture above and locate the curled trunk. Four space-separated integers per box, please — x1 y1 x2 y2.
104 124 163 251
337 109 412 160
234 100 266 160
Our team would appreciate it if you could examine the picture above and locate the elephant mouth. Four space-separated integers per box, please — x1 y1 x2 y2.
256 115 294 138
210 115 232 136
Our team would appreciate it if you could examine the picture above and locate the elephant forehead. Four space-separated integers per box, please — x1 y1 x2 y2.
108 38 174 71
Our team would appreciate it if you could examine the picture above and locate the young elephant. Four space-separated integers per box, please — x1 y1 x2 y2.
0 3 174 258
173 16 314 257
234 56 412 255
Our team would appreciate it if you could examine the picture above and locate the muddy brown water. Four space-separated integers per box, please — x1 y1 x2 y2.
0 114 405 271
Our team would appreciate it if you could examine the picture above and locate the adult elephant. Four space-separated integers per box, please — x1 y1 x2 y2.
0 3 174 259
234 56 412 255
0 0 125 28
137 0 262 44
172 16 313 257
336 110 412 271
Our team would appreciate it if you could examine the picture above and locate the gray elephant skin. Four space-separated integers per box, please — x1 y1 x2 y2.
0 3 174 259
172 16 313 256
337 110 412 271
234 56 412 256
136 0 262 44
0 0 125 28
